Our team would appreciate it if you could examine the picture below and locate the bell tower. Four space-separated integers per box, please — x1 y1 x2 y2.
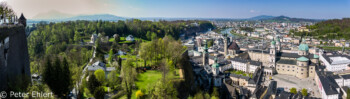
203 40 209 66
270 38 276 67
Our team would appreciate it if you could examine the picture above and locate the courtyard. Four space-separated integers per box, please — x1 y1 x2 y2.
263 74 321 98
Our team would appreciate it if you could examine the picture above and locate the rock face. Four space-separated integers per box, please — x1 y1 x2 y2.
0 25 31 91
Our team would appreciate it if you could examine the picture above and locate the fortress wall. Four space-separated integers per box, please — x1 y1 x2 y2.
0 25 31 91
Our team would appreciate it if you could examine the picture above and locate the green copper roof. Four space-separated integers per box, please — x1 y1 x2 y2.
212 57 220 68
271 38 276 45
313 54 319 58
299 43 309 51
212 63 220 68
297 56 309 62
276 36 280 42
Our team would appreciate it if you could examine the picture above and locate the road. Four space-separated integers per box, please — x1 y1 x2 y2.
70 46 96 99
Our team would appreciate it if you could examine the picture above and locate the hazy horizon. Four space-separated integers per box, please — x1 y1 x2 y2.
2 0 350 19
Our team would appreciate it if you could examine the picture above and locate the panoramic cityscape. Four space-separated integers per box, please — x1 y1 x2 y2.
1 0 350 99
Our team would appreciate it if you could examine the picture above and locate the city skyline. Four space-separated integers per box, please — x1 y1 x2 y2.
2 0 350 19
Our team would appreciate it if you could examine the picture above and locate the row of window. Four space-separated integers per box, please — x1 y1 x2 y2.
277 68 305 72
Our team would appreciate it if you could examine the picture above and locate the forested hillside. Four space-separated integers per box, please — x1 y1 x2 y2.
305 18 350 40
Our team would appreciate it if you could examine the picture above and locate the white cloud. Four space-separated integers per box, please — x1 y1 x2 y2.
250 10 255 13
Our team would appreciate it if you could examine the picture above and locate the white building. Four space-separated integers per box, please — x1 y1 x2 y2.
126 35 134 41
315 71 340 99
333 74 350 87
230 58 261 73
320 53 350 71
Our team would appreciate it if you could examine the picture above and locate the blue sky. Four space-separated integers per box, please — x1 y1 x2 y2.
112 0 350 19
5 0 350 19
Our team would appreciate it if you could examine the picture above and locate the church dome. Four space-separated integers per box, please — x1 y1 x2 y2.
299 43 309 51
299 39 309 51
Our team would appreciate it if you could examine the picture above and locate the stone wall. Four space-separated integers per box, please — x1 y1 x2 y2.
0 25 31 91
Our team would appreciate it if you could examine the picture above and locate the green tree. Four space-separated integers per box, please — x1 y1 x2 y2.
94 69 106 83
61 57 72 97
42 57 72 98
74 31 81 43
114 34 120 43
207 40 214 48
87 74 101 93
108 49 114 64
107 70 120 90
301 88 308 96
151 32 157 40
121 59 137 99
290 88 297 94
146 31 152 40
94 86 105 99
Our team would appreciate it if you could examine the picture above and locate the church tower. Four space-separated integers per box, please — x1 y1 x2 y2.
224 35 228 58
212 57 220 76
276 36 281 52
203 40 209 66
270 38 276 67
18 13 27 27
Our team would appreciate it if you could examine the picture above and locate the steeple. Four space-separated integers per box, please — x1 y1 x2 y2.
18 13 27 27
224 35 228 58
202 40 209 66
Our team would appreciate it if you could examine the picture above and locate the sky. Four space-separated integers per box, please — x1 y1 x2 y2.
2 0 350 19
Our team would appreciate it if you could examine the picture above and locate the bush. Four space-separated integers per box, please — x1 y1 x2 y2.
301 88 308 96
290 88 297 94
94 69 106 83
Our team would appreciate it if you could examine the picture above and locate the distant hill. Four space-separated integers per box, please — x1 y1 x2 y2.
265 15 322 22
246 15 323 22
248 15 275 20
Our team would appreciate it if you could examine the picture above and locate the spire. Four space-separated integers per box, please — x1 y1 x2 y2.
271 38 276 45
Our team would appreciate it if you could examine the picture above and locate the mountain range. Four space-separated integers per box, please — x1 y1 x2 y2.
28 12 324 23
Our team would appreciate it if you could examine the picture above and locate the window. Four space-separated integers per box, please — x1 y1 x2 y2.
301 73 303 74
287 66 290 68
310 67 313 69
292 66 295 68
282 69 284 71
277 69 279 70
301 69 304 71
311 71 313 73
293 70 294 72
287 70 289 71
282 66 285 67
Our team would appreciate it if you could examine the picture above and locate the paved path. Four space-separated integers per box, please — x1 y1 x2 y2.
71 46 96 99
272 74 321 98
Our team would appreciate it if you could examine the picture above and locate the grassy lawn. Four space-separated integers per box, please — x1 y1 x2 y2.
120 70 180 99
109 38 115 42
318 46 350 51
135 70 163 90
225 69 252 78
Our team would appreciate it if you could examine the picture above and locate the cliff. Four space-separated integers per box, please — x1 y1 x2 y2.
0 25 31 91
